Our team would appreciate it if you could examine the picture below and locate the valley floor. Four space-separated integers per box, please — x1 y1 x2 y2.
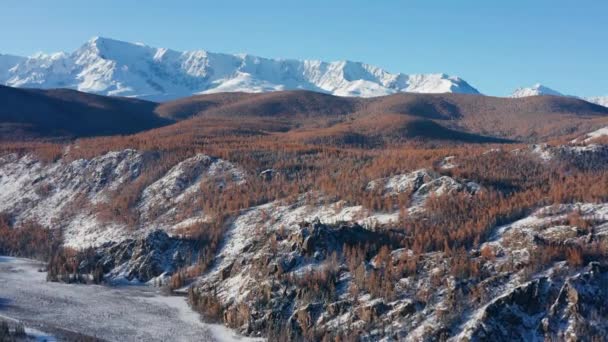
0 256 261 342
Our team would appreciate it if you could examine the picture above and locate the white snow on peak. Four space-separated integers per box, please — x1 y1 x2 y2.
585 96 608 108
508 83 608 107
0 37 479 101
510 83 563 98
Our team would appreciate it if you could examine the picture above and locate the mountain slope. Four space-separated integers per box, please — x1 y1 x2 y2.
138 90 608 149
0 85 172 140
0 37 480 101
155 90 363 120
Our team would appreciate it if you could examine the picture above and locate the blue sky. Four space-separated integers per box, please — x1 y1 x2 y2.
0 0 606 96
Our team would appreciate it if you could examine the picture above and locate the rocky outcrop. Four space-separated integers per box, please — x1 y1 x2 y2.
457 263 608 341
76 230 198 283
366 169 480 209
542 262 608 340
462 278 551 340
525 143 608 171
295 221 392 257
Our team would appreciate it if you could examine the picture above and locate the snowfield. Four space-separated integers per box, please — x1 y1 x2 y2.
0 256 262 342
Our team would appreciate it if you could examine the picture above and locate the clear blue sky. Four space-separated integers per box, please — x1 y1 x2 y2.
1 0 606 96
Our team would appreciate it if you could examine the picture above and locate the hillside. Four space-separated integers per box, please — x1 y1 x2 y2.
366 93 608 141
2 85 608 146
1 133 608 340
152 90 608 145
1 85 608 341
0 85 172 140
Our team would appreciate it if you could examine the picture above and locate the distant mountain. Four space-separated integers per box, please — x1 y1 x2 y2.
510 83 563 98
587 96 608 108
509 84 608 109
0 37 480 101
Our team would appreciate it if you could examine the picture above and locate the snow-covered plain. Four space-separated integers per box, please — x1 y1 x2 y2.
0 256 262 342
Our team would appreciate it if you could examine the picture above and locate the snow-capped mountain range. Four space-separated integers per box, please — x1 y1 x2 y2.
510 83 608 108
0 37 479 101
1 37 606 107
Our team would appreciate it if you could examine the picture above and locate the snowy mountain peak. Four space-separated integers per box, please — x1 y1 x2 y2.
0 37 480 101
586 96 608 108
76 36 160 66
510 83 563 98
86 36 133 49
509 83 608 108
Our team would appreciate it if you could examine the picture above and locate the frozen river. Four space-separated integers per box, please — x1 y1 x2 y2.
0 256 261 342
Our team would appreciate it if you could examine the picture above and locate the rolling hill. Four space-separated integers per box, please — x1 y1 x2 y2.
2 85 608 145
152 90 608 144
0 85 172 140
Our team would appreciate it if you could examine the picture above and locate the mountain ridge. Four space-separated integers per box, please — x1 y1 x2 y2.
509 83 608 108
0 37 479 101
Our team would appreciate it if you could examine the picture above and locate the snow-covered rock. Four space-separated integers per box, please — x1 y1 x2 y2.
138 154 245 225
438 155 457 170
522 143 608 171
0 37 480 101
366 169 480 208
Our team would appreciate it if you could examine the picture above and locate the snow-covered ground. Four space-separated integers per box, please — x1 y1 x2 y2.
0 256 263 342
